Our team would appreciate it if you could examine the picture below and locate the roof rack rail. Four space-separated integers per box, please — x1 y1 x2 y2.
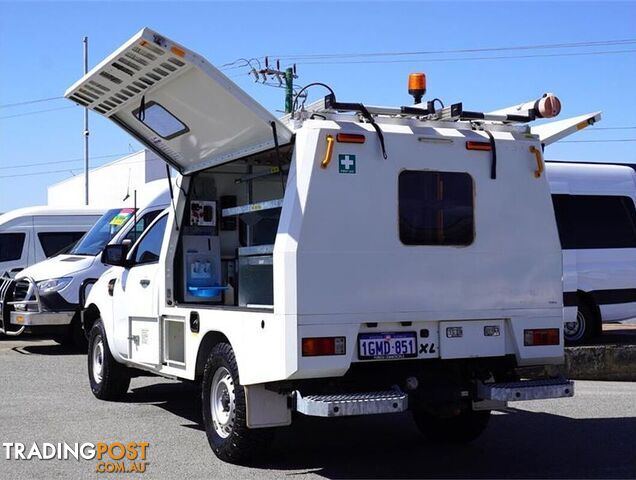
428 102 533 123
322 93 562 125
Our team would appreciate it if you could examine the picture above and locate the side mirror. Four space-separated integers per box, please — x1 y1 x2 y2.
101 244 130 267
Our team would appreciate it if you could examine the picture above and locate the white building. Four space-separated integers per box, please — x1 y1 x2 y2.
47 150 168 208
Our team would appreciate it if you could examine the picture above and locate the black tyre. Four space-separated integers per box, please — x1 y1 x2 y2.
413 407 491 443
70 314 88 352
201 342 272 464
87 320 130 400
50 315 87 351
52 328 74 347
564 301 596 345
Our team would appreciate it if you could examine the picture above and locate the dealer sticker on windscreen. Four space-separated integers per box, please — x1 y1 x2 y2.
358 332 417 360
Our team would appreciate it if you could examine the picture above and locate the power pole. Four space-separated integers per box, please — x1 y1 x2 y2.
284 67 294 114
256 59 298 113
83 36 89 205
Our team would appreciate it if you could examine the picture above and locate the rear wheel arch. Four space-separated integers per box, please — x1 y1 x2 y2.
195 331 232 380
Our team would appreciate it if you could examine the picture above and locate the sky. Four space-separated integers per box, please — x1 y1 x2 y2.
0 1 634 212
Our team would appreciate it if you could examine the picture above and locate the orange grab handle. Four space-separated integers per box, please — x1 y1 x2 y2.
530 145 544 178
321 134 335 169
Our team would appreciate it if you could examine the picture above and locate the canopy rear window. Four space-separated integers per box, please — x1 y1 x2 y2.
399 170 474 246
133 102 189 140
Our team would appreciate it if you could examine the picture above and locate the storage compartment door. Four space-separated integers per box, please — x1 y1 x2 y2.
129 317 161 365
163 316 186 368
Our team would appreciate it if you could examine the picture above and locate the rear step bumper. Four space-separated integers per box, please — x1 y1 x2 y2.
478 377 574 402
295 390 408 417
294 378 573 418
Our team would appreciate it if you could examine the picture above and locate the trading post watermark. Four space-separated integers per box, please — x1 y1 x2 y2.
3 441 149 474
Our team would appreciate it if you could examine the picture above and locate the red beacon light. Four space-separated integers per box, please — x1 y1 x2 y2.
408 73 426 104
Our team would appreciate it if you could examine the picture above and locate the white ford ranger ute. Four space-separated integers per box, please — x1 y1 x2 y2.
67 28 599 463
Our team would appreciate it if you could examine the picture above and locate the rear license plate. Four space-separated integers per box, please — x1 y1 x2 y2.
358 332 417 360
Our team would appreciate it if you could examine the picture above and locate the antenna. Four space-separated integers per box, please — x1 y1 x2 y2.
83 36 90 205
122 169 131 201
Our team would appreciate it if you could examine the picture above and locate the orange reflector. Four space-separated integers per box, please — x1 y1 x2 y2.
466 141 492 151
302 337 346 356
524 328 560 346
171 46 186 57
336 133 366 144
576 120 590 130
408 73 426 93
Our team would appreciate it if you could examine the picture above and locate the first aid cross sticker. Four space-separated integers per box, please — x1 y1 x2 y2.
339 154 356 174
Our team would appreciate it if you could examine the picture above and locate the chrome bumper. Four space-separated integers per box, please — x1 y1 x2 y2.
10 310 74 327
0 276 75 335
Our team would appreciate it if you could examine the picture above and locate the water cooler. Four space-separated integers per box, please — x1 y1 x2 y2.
183 235 222 302
182 197 223 303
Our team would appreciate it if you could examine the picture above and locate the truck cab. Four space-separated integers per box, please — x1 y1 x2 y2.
0 181 170 348
69 28 598 463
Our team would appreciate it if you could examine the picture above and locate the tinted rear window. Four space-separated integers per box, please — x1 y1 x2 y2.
38 231 86 257
0 233 26 262
552 194 636 249
399 171 474 246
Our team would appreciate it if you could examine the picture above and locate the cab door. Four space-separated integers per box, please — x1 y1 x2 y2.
116 214 168 366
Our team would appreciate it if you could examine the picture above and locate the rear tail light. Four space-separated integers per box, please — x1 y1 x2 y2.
302 337 346 356
336 133 366 144
524 328 560 346
466 141 492 151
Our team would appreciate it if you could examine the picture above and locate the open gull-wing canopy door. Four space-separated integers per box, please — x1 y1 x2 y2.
531 111 602 146
64 28 293 174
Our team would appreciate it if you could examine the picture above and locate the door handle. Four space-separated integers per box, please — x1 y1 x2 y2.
139 279 150 287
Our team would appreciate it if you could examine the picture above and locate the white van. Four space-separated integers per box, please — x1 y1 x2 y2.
0 207 104 278
547 162 636 344
0 181 170 347
63 28 598 463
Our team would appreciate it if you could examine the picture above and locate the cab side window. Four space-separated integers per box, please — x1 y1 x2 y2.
133 215 168 265
0 233 26 262
125 210 162 244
